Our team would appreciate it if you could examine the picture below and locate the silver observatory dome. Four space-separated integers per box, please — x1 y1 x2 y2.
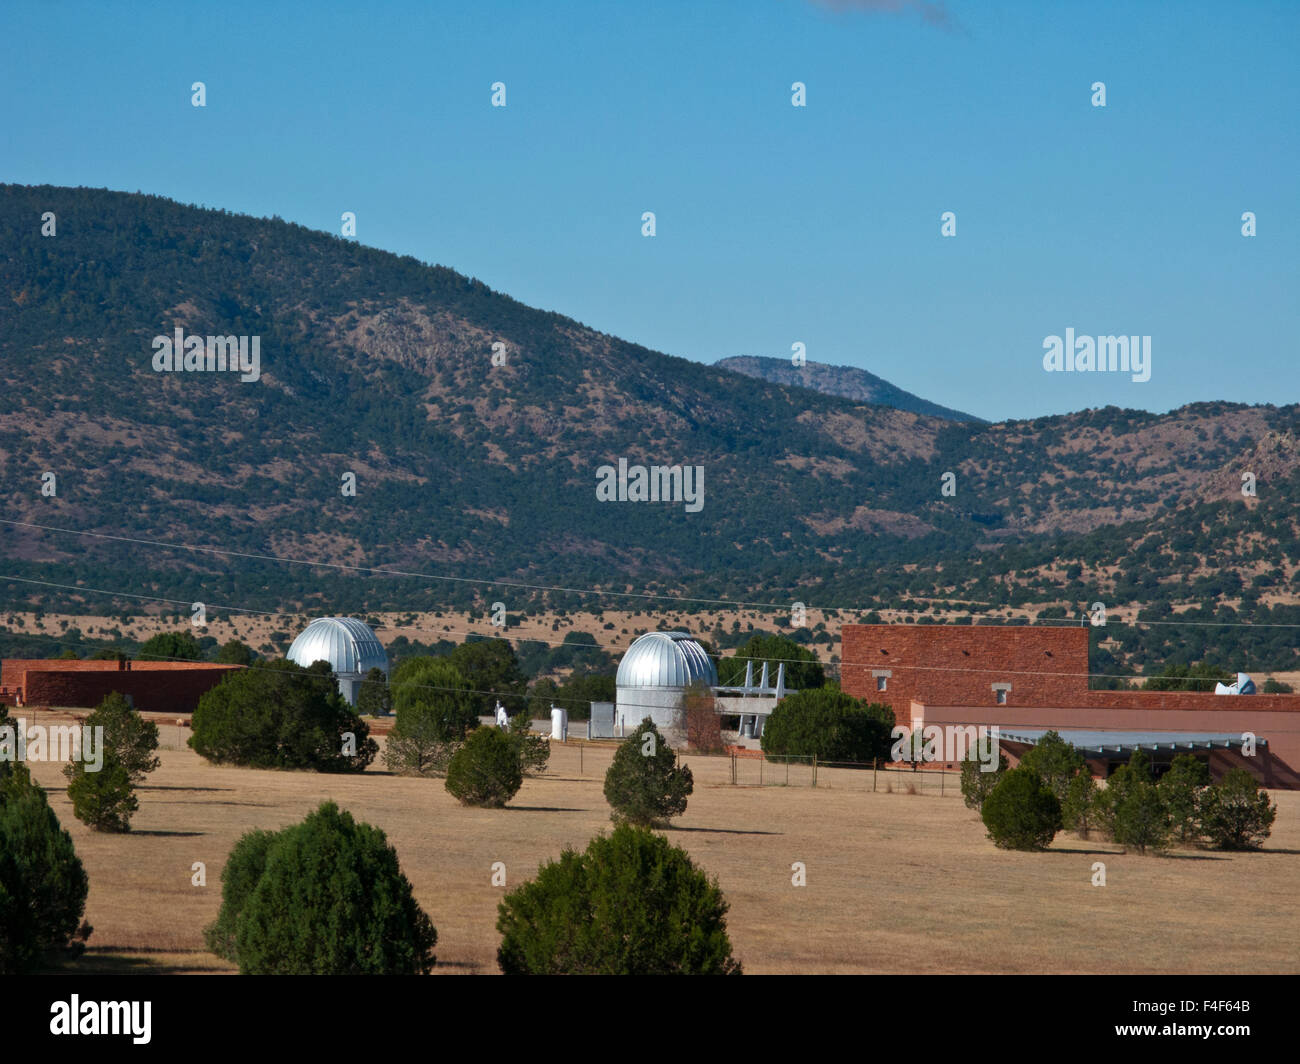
614 632 717 734
287 617 388 705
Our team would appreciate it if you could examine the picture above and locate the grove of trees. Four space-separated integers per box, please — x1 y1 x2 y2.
761 687 894 763
191 659 376 772
970 735 1277 856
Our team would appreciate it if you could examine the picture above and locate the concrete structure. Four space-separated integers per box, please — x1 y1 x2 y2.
287 616 388 706
842 623 1300 787
714 658 793 740
0 658 238 714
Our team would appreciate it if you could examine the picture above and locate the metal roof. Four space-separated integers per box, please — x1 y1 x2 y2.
995 728 1267 756
616 632 718 690
287 617 389 678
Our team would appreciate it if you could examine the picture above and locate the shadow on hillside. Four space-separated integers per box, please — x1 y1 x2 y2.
509 805 586 813
135 785 231 793
665 825 782 836
130 829 204 838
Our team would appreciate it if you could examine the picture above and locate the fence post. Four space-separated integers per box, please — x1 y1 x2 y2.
940 767 944 796
580 743 583 776
812 753 817 788
873 758 878 793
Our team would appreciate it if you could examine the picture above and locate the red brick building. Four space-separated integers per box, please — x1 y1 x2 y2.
842 624 1300 788
0 658 238 715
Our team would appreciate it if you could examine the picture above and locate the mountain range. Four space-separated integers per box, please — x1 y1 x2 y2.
1 183 1298 671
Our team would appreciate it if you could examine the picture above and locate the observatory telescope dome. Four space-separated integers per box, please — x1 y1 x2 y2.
616 632 718 690
287 616 388 705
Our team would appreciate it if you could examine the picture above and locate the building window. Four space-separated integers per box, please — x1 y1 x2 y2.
996 689 1007 705
876 675 887 692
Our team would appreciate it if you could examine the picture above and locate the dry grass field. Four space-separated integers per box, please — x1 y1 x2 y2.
21 727 1300 975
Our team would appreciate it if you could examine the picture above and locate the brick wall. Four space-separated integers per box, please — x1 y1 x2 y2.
842 623 1090 720
15 663 238 714
841 623 1300 786
1 658 128 688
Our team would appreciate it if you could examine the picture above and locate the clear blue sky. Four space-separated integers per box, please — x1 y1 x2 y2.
3 0 1296 422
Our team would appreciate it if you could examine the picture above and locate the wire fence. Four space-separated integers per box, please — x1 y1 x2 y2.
723 753 962 795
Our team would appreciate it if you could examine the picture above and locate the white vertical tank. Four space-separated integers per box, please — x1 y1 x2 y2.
550 705 568 741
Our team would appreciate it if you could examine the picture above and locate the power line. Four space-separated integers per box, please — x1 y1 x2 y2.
6 576 1298 690
5 517 1300 629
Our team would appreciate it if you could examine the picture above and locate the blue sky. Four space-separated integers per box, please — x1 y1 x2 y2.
2 0 1296 422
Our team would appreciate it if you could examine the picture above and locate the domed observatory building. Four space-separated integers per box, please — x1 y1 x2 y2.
614 631 719 734
287 617 388 706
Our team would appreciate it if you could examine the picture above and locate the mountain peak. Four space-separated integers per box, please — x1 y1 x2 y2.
715 355 986 424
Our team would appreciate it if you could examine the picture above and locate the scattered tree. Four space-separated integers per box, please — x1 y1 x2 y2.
507 708 550 776
209 801 436 974
384 658 477 776
496 824 741 975
204 828 278 963
1143 661 1232 692
355 666 391 717
445 727 524 807
604 718 694 826
1061 768 1099 838
1158 754 1210 844
717 633 824 691
1018 731 1085 804
1111 777 1171 855
65 753 137 833
0 761 92 973
959 734 1008 811
215 639 255 666
83 692 160 783
526 677 561 720
1199 769 1277 851
683 680 725 754
981 767 1062 851
137 630 202 662
448 638 528 716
